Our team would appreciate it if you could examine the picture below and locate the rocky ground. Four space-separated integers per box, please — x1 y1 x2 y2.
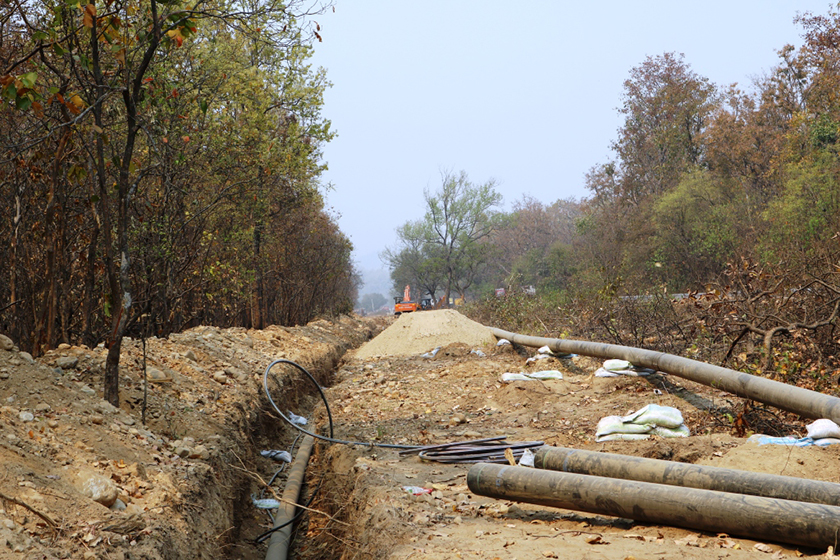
0 310 839 560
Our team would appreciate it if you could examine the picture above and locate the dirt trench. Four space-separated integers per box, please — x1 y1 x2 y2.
0 315 387 560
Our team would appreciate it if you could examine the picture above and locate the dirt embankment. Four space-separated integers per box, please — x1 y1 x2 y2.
0 315 387 560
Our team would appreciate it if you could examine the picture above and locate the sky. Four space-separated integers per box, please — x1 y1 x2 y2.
309 1 834 293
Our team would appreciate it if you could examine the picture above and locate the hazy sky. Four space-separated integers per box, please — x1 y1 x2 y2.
309 1 832 281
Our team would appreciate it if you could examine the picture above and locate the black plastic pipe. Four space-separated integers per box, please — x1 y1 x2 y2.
534 446 840 506
468 463 840 549
265 435 315 560
490 327 840 424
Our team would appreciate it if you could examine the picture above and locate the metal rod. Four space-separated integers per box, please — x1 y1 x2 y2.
468 463 840 549
490 327 840 424
265 435 315 560
534 446 840 506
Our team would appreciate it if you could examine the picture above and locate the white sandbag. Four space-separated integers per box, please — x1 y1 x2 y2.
806 419 840 440
500 372 531 382
596 416 653 437
622 404 684 429
653 424 690 438
538 345 553 355
594 367 619 377
596 433 652 442
527 370 563 380
604 359 633 371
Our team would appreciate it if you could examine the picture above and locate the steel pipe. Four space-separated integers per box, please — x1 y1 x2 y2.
534 446 840 506
265 435 316 560
468 463 840 549
490 327 840 424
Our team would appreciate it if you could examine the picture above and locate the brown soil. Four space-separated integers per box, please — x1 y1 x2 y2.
1 310 838 560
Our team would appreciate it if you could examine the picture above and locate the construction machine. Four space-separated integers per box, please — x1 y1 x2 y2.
393 285 420 315
394 285 447 315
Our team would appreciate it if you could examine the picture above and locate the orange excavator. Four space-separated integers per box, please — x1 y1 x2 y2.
394 285 444 315
394 285 420 315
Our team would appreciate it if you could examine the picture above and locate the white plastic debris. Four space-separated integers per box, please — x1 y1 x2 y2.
402 486 432 495
252 496 281 509
537 346 554 355
496 339 511 346
525 354 552 364
470 349 486 358
261 449 292 462
518 448 536 467
421 346 441 359
501 370 563 383
287 411 308 426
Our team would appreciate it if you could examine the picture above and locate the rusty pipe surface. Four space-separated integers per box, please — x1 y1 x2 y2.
490 327 840 424
265 435 315 560
534 446 840 506
468 462 840 549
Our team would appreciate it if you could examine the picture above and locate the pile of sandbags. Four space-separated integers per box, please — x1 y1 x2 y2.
596 404 690 442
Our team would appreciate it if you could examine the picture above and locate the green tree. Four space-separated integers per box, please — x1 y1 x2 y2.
385 171 502 304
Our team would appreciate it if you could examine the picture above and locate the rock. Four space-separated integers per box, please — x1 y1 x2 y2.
110 498 127 511
175 447 191 458
90 415 104 425
18 352 34 364
189 445 210 460
78 471 119 507
94 400 118 414
184 349 197 361
0 335 13 351
80 385 97 396
57 343 71 350
212 372 228 384
47 420 59 429
0 372 8 380
34 403 51 413
55 356 79 369
146 367 169 382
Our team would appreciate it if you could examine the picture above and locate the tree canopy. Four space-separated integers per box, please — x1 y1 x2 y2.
0 0 356 406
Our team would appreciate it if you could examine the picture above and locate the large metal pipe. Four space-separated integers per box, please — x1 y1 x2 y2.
534 446 840 506
265 435 315 560
468 463 840 549
490 327 840 424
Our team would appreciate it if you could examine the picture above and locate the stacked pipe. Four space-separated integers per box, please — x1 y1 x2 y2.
466 329 840 548
467 455 840 549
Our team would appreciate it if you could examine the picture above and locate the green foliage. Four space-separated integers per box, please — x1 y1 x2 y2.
762 151 840 259
652 169 736 287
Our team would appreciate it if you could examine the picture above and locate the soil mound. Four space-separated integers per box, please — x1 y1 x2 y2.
353 309 496 359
